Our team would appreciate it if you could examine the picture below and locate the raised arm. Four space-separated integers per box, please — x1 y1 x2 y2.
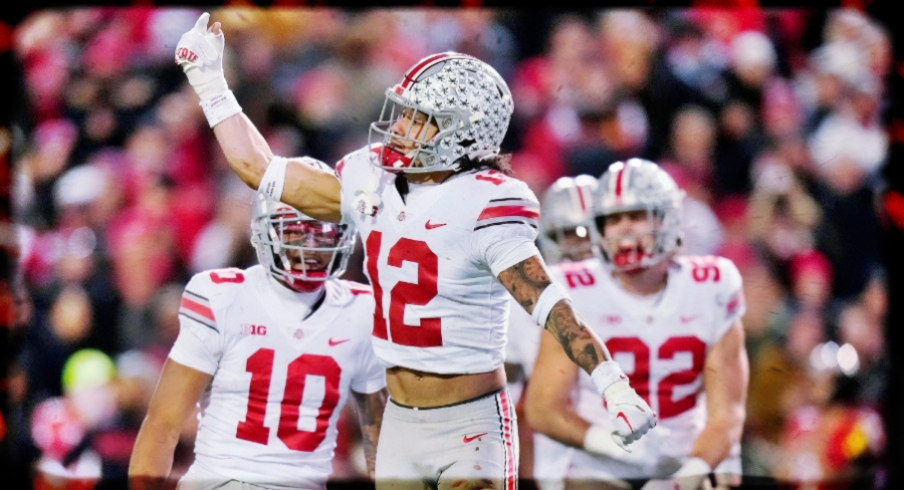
175 14 342 222
498 255 656 448
351 388 388 478
212 114 342 221
129 359 212 490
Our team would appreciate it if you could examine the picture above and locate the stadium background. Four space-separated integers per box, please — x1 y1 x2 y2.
0 5 901 489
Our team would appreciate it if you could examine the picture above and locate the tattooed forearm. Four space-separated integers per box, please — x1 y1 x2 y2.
353 389 388 477
497 256 551 313
544 300 612 373
499 256 612 373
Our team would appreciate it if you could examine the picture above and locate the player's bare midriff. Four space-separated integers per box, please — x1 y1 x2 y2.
385 365 507 408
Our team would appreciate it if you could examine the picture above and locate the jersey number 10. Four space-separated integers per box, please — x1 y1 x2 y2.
235 349 341 452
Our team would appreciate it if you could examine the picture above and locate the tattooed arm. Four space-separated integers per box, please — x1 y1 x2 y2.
497 255 613 375
352 388 388 478
499 254 657 447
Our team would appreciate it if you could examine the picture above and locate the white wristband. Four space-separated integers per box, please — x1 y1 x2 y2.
674 457 712 477
199 90 242 128
590 361 627 396
583 424 622 456
531 280 571 326
259 156 289 202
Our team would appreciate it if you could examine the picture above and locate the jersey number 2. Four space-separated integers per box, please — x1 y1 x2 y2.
235 349 341 452
366 231 442 347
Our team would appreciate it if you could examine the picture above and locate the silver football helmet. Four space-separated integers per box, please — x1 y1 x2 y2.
250 190 356 293
539 175 599 263
593 158 684 271
368 52 514 173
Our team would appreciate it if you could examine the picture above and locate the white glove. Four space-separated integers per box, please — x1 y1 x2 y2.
174 12 229 100
590 361 657 449
639 458 713 490
583 423 628 456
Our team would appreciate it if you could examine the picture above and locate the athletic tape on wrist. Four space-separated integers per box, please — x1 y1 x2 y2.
583 424 621 456
199 90 242 128
675 457 712 477
590 361 628 396
259 156 288 202
530 280 571 327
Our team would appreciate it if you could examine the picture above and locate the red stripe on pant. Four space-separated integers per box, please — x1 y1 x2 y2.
498 390 516 490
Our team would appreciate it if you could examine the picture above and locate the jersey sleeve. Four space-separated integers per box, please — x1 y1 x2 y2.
350 337 387 394
345 291 387 394
168 273 227 375
468 176 542 277
714 257 746 339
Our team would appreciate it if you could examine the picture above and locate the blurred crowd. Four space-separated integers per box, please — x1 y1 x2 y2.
3 7 891 488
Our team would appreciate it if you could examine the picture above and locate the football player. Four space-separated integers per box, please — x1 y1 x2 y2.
537 175 600 264
129 187 388 490
174 14 656 489
523 159 749 490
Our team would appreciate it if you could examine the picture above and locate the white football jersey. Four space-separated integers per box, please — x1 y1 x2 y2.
551 255 746 478
337 145 540 374
168 265 386 488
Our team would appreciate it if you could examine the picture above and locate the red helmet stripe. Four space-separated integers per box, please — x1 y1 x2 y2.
615 166 625 198
400 52 468 89
575 184 588 213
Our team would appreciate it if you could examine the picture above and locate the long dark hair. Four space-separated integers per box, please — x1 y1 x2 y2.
454 153 514 176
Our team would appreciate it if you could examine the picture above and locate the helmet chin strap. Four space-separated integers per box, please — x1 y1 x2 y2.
273 245 325 293
380 145 414 170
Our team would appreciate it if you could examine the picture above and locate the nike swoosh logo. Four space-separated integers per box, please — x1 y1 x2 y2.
680 315 700 323
616 412 633 432
328 338 350 347
463 432 488 443
425 220 447 229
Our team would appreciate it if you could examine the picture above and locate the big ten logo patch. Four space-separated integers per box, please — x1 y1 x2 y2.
241 324 268 336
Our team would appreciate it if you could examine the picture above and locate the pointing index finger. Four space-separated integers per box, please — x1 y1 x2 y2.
194 12 210 32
